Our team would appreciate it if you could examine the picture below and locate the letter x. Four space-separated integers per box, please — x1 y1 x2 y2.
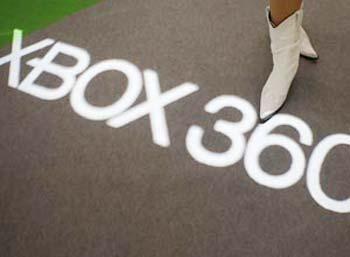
107 69 199 148
0 29 54 88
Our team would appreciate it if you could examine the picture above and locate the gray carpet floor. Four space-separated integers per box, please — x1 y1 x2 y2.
1 1 350 256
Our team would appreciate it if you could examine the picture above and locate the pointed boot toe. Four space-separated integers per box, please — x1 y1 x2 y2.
259 72 290 122
300 27 319 60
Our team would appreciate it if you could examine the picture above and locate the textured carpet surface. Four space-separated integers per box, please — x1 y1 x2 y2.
1 1 350 256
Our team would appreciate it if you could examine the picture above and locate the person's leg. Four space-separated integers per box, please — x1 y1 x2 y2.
269 0 303 26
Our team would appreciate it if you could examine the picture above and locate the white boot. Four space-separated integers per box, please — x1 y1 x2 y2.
301 27 318 60
260 7 318 121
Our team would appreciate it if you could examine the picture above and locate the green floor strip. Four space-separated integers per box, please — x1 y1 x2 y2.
0 0 102 48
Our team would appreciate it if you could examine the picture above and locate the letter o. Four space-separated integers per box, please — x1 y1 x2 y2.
70 59 142 120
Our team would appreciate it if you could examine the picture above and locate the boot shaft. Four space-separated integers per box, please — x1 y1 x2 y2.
266 7 303 54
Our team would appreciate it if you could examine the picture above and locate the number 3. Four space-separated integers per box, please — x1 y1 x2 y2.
186 95 257 167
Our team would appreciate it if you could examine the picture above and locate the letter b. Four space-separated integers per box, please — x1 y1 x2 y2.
18 42 90 100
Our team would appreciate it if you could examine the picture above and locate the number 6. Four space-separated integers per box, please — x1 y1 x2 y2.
244 114 313 189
